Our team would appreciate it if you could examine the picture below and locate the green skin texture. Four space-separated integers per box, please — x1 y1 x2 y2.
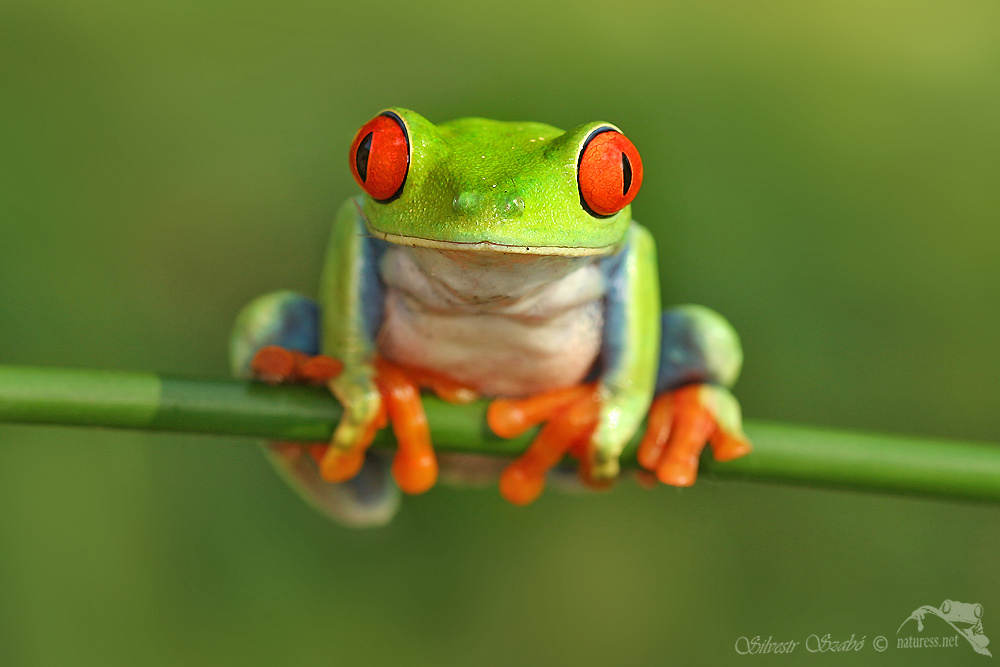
322 108 661 479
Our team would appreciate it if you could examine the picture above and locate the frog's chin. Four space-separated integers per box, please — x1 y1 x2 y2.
367 229 617 257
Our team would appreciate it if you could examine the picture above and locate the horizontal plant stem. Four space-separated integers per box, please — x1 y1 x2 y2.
1 365 999 503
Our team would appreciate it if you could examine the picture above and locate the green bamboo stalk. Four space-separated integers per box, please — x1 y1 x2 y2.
1 364 999 503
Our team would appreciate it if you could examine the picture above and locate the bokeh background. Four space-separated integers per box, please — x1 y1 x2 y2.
2 0 999 665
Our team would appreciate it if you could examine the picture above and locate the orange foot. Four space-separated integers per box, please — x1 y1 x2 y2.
637 384 752 487
487 384 601 506
252 347 478 495
251 345 343 384
376 358 480 493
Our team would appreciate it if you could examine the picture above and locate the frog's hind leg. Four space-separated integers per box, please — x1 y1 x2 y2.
264 444 399 527
230 290 400 527
231 290 321 378
637 305 752 487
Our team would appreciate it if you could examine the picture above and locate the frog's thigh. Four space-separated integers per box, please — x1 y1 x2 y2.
229 290 320 378
655 305 743 393
230 290 400 527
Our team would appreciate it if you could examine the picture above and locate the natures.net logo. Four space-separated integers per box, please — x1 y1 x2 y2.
897 600 991 657
735 599 991 657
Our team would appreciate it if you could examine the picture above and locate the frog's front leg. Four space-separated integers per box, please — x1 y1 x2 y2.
315 197 480 495
637 305 752 487
325 357 476 494
251 344 475 495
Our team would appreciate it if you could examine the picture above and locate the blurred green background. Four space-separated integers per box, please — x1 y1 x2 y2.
2 0 999 664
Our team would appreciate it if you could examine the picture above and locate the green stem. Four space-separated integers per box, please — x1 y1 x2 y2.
1 365 998 503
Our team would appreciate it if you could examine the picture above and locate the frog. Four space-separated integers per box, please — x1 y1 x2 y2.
230 108 751 526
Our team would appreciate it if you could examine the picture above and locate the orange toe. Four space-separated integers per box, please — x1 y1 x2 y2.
402 365 479 405
499 461 546 506
298 355 343 383
376 358 439 495
392 444 438 494
317 401 383 483
637 385 720 488
709 430 753 462
251 346 303 383
488 384 596 439
656 459 697 487
251 346 344 386
637 393 675 471
656 403 714 487
319 446 367 483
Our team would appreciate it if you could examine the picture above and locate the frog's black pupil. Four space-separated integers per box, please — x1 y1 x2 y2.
356 132 373 183
622 152 632 196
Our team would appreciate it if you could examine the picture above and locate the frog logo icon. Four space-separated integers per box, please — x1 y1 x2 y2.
898 600 991 656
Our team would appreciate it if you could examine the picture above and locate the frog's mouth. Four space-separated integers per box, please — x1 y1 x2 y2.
365 227 617 257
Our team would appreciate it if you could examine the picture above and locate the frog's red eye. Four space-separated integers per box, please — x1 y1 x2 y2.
577 128 643 218
349 111 410 202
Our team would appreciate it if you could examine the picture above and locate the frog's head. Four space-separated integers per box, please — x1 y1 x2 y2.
348 108 643 256
940 600 984 627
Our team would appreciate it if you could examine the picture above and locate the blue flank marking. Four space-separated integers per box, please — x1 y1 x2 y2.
598 226 738 393
596 230 631 382
361 235 389 342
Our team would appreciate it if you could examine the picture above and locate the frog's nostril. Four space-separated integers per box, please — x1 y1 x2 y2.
500 196 525 218
452 191 481 215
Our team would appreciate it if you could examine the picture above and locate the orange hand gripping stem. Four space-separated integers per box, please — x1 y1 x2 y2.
488 383 600 506
373 358 439 494
252 346 479 494
637 385 752 487
309 356 477 494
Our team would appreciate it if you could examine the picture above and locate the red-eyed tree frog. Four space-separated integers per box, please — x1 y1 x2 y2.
230 109 751 526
